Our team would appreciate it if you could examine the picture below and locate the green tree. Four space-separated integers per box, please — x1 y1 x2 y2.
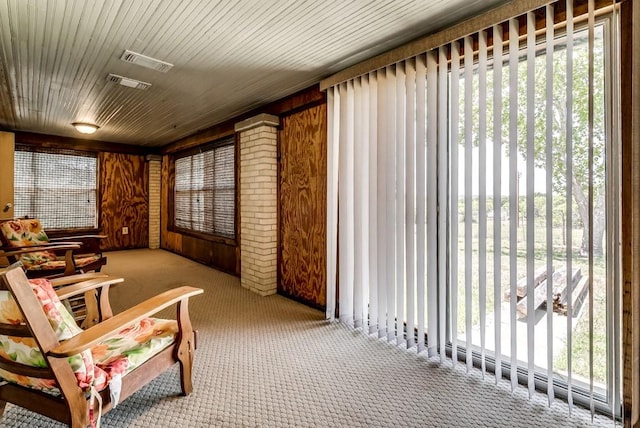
459 26 606 256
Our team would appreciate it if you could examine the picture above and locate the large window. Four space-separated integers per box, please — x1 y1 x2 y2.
14 146 98 230
326 0 620 419
174 137 235 239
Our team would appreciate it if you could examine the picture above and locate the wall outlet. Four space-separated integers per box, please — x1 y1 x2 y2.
122 226 129 235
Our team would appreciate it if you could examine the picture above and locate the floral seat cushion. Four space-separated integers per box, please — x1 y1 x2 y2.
24 254 103 272
0 219 103 271
0 219 58 268
0 277 177 395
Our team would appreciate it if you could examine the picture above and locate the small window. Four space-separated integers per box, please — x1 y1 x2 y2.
14 146 98 230
174 137 235 239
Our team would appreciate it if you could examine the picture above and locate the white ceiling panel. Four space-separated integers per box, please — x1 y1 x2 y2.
0 0 510 147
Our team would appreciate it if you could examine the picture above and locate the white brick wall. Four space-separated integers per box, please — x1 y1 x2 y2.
236 116 279 296
148 158 161 249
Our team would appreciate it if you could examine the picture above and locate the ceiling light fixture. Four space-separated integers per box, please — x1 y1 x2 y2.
72 122 99 134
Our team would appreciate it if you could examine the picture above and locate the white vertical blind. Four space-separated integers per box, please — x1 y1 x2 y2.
325 0 620 416
395 63 406 346
437 46 448 364
450 42 460 367
478 29 488 378
463 35 474 372
368 72 379 335
406 59 417 349
565 0 575 411
426 50 438 357
337 82 354 325
544 3 555 407
492 22 503 386
416 55 427 353
508 17 520 394
525 10 536 400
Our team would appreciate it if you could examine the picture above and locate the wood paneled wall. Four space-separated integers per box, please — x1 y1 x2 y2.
99 152 148 250
278 103 327 309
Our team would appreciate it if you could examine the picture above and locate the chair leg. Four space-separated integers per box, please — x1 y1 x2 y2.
176 300 195 395
0 399 7 418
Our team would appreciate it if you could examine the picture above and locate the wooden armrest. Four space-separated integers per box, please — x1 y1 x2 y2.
55 277 124 300
49 235 106 241
49 286 204 357
1 244 80 257
49 272 110 287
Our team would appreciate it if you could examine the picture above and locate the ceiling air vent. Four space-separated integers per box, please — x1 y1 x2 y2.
120 50 173 72
107 73 152 90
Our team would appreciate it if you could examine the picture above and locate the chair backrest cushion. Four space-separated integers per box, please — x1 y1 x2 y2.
0 219 57 268
0 278 95 392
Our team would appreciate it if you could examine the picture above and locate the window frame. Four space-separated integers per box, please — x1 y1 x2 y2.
169 135 237 245
13 145 100 234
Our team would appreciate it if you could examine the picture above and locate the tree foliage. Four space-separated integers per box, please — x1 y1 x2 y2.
457 25 607 255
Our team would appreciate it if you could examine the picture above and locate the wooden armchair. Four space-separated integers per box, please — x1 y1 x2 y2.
0 218 109 327
0 218 107 278
0 263 203 428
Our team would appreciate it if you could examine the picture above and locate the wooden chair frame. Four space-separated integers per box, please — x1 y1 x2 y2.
0 218 109 327
0 263 203 428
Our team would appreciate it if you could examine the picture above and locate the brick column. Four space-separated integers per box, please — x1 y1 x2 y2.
147 155 162 249
235 113 279 296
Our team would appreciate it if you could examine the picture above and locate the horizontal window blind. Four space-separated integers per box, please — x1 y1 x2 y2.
174 139 235 239
14 146 97 230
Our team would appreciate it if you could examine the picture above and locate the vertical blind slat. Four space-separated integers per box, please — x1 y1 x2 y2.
587 0 596 418
565 0 575 411
337 82 355 325
325 87 338 320
508 17 520 393
545 3 556 406
368 73 380 334
416 55 427 353
492 23 504 385
427 50 439 357
396 63 407 346
478 29 488 378
437 46 448 363
450 42 460 367
526 10 536 399
353 77 365 328
463 35 474 372
377 69 388 338
406 59 417 349
386 65 397 343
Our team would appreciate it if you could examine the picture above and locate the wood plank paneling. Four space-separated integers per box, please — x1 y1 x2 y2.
278 103 327 308
99 152 148 250
621 0 640 425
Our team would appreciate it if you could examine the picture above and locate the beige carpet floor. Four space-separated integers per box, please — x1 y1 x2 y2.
1 249 617 427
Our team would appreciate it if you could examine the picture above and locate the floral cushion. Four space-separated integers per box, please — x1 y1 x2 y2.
24 254 102 272
0 219 57 268
0 278 178 395
92 318 178 385
0 278 95 392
